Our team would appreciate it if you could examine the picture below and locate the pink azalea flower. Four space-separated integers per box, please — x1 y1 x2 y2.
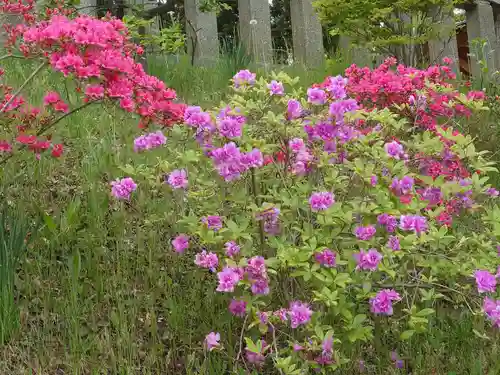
167 169 188 189
354 249 382 271
309 192 335 211
288 301 313 328
110 177 137 200
205 332 220 351
229 298 247 317
370 289 401 315
172 234 189 253
475 270 497 293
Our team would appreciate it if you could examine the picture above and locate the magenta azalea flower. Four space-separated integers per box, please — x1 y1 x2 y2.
384 141 404 159
224 241 240 257
251 278 270 295
307 87 327 105
329 98 359 120
195 250 219 269
205 332 220 351
387 235 401 251
233 70 256 87
167 169 188 189
287 99 302 120
486 188 499 197
377 214 397 233
475 270 497 293
483 297 500 327
370 289 401 315
218 117 243 138
184 106 212 128
391 176 414 195
133 130 167 152
201 215 223 231
229 298 247 317
354 249 382 271
110 177 137 200
314 249 337 268
354 225 377 240
288 301 313 328
267 80 284 95
309 192 335 211
399 215 428 234
289 137 305 153
216 267 241 292
172 234 189 253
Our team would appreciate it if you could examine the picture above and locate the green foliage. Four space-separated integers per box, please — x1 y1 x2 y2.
123 11 185 54
0 205 35 345
313 0 465 63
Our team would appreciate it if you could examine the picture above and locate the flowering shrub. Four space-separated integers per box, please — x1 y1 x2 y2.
0 1 184 162
118 57 500 372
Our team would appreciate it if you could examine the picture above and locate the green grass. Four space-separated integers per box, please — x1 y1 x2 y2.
0 55 500 374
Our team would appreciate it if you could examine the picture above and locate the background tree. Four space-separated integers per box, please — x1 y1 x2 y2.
312 0 465 65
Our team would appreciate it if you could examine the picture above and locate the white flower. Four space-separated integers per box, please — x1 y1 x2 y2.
249 19 258 25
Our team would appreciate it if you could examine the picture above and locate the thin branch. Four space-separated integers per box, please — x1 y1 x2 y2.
268 323 284 375
0 62 46 114
236 314 249 362
36 100 98 136
0 53 26 61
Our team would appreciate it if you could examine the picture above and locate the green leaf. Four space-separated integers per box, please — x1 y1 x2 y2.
351 314 366 328
400 330 415 340
415 308 435 317
70 249 81 281
43 213 57 233
472 329 491 340
244 338 260 354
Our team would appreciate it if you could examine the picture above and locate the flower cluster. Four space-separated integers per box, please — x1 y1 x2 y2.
195 250 219 270
110 177 137 200
354 249 383 271
246 256 270 295
309 191 335 211
167 169 188 189
1 10 185 161
370 289 401 315
314 249 337 268
484 298 500 327
210 142 263 181
134 131 167 152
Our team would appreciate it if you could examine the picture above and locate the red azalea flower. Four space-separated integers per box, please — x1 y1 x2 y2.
51 143 63 157
16 134 37 145
399 194 413 204
276 151 286 163
263 155 273 166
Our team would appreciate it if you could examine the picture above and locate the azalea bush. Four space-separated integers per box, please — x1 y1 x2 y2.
0 0 184 163
116 58 500 373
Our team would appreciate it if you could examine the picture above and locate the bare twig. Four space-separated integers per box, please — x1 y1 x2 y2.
236 314 249 361
268 323 284 374
0 54 26 61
